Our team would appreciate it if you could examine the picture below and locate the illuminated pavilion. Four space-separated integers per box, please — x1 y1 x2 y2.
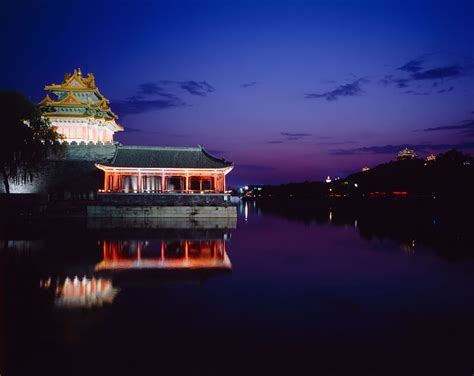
39 68 123 143
96 145 233 193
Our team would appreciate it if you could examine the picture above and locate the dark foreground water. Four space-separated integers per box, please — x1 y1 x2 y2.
1 200 473 376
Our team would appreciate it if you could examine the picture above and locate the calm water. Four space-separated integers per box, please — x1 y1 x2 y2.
1 200 473 375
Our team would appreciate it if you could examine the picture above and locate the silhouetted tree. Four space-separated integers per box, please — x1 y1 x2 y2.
0 91 64 194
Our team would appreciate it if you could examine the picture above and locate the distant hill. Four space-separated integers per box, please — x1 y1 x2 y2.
242 149 474 200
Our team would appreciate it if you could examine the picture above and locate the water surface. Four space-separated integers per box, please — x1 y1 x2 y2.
1 200 473 375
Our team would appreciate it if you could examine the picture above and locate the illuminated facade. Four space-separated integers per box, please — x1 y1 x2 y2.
426 154 437 162
39 68 123 143
96 145 233 193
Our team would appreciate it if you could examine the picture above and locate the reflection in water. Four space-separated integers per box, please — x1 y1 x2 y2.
40 276 118 308
1 203 474 375
96 239 231 271
254 198 474 260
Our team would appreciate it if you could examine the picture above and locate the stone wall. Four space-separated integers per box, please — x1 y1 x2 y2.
96 193 233 206
87 205 237 218
0 143 117 195
60 142 117 163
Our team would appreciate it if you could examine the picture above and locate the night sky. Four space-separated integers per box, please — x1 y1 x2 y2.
1 0 473 186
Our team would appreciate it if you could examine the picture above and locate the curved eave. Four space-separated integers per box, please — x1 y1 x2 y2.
42 114 124 129
40 103 119 120
95 163 234 175
44 85 99 92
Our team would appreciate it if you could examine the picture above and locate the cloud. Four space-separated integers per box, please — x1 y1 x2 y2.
241 81 257 88
112 97 187 116
403 90 430 96
314 140 357 146
134 82 182 100
397 59 424 73
382 57 466 94
113 78 215 116
137 82 162 95
412 65 462 80
267 140 284 144
330 141 474 155
437 86 454 94
305 78 368 101
424 119 474 132
381 75 410 88
280 132 312 140
161 80 215 96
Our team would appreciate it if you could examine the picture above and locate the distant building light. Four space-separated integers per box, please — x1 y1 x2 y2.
326 176 332 183
362 166 370 172
354 183 358 188
244 185 249 190
396 147 416 161
426 154 436 162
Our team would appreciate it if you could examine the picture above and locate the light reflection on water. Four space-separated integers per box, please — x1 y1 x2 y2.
1 200 474 375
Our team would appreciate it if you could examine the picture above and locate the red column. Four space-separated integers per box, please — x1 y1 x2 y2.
104 172 109 191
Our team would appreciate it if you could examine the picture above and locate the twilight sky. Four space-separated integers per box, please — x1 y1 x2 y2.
1 0 473 186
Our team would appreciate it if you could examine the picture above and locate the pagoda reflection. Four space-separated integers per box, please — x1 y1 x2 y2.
40 276 119 308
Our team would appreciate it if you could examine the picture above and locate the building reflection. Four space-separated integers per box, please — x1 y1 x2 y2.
0 218 233 309
96 238 231 272
40 276 118 308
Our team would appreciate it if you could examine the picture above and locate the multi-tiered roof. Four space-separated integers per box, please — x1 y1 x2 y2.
39 68 123 131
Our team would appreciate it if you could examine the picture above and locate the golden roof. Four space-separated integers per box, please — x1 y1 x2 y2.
40 69 124 131
44 68 97 91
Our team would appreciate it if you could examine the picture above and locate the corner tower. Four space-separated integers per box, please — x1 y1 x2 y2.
39 68 123 143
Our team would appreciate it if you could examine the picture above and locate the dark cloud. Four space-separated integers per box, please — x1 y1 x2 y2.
424 119 474 132
403 90 430 96
314 140 357 146
437 86 454 94
413 65 462 80
114 79 214 116
137 82 162 95
383 58 465 94
241 81 257 88
135 83 179 100
112 97 186 117
161 80 215 96
380 75 410 88
281 132 312 140
305 78 368 101
267 140 284 144
397 59 424 73
330 141 474 155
